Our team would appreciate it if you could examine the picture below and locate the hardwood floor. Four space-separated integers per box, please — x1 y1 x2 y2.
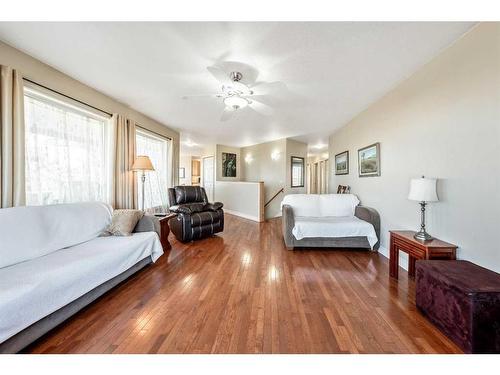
25 214 461 354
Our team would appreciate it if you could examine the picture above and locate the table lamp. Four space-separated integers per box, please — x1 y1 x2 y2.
408 176 438 241
132 155 155 211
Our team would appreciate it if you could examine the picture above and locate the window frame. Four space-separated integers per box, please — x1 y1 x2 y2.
291 156 305 188
23 82 113 206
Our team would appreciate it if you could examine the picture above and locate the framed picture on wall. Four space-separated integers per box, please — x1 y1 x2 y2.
334 150 349 175
222 152 237 177
358 143 381 177
179 167 185 179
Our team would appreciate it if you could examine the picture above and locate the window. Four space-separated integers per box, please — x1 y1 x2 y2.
291 156 305 188
135 128 172 213
24 84 112 206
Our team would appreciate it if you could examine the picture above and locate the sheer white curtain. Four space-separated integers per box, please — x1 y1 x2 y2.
24 87 111 206
136 128 172 213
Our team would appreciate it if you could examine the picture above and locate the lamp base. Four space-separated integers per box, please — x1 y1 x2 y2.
414 230 433 241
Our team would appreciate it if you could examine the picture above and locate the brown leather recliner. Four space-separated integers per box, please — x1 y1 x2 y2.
168 186 224 242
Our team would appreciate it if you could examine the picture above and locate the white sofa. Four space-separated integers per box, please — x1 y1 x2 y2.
0 202 163 353
281 194 380 250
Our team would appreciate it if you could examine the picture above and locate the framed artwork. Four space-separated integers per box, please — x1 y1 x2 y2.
291 156 305 187
179 167 185 179
335 150 349 175
222 152 237 177
358 142 380 177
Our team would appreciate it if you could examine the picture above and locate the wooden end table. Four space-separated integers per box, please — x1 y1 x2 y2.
157 213 176 250
389 230 457 279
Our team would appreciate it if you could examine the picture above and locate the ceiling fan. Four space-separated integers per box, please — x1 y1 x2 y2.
183 65 286 122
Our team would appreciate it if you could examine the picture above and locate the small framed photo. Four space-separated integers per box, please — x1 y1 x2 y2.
335 150 349 175
358 143 380 177
179 167 185 179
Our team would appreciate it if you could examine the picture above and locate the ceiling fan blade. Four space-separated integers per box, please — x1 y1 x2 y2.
251 81 287 95
249 100 274 116
182 93 223 100
207 65 232 85
220 107 237 122
242 93 273 103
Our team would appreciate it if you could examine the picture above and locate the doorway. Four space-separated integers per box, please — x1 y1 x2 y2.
308 159 329 194
202 156 215 201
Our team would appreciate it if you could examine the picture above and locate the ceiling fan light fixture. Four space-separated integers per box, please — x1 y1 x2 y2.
224 96 248 109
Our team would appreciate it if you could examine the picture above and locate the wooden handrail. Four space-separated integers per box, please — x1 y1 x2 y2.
264 188 284 208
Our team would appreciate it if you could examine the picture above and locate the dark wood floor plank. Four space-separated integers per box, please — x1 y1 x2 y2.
24 214 462 354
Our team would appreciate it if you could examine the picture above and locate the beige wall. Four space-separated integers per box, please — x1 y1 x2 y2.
241 139 286 218
241 138 307 219
214 181 263 222
0 40 180 184
328 23 500 272
216 144 241 181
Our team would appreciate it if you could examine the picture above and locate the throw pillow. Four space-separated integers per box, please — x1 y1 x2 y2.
101 209 144 236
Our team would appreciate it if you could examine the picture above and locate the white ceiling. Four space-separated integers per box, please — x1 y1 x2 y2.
0 22 475 152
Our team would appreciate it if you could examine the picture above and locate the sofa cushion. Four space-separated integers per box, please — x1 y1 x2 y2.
0 202 112 269
281 194 320 217
102 209 144 236
319 194 360 217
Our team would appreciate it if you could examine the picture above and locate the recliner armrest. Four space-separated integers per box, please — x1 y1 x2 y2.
204 202 223 211
169 205 192 214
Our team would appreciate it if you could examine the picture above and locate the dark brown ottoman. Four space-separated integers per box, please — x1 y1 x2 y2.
415 260 500 353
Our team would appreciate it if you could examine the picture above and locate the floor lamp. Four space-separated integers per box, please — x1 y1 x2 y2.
132 155 155 211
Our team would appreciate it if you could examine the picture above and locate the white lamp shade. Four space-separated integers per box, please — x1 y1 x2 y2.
408 177 438 202
132 155 155 171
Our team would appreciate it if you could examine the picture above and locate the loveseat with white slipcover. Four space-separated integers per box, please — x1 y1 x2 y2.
281 194 380 250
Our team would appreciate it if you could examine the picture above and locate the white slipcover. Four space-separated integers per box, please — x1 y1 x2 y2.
0 232 163 343
281 194 378 248
281 193 360 217
0 202 163 344
292 216 378 249
0 202 112 268
281 194 320 217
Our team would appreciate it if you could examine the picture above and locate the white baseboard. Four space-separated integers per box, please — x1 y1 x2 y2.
378 245 409 271
224 209 261 222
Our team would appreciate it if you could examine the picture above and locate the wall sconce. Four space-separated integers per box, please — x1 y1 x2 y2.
245 154 253 164
271 150 281 160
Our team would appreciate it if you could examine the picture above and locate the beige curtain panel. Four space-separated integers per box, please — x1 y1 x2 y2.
0 65 25 208
113 114 137 209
